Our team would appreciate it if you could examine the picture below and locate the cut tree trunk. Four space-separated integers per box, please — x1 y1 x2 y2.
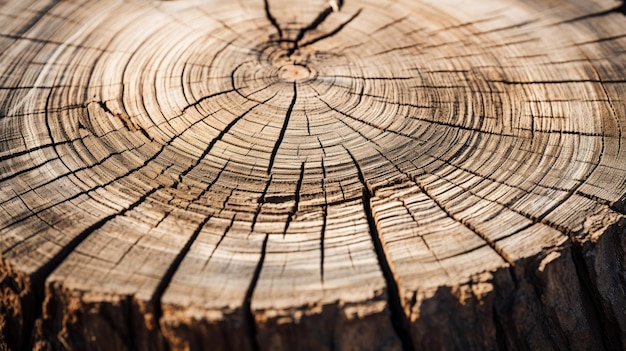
1 0 626 350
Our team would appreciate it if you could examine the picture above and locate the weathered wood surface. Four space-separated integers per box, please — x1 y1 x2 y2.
1 0 626 350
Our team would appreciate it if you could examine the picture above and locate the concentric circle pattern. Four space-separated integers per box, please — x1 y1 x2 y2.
1 0 626 349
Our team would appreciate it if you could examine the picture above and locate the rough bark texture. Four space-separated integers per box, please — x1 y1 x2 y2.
1 0 626 350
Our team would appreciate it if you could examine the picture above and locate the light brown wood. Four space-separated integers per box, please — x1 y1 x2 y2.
1 0 626 350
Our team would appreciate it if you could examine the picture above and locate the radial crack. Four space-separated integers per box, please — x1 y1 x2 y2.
187 160 230 205
320 159 328 284
287 0 345 55
243 233 269 351
251 175 273 233
179 94 275 183
371 15 408 34
282 162 305 237
299 9 362 49
202 215 236 270
264 0 283 39
22 185 165 346
416 181 515 266
345 147 415 351
320 94 586 245
267 82 297 174
94 101 152 140
563 1 626 23
153 158 230 319
1 85 255 233
181 89 236 113
152 214 212 320
34 185 163 279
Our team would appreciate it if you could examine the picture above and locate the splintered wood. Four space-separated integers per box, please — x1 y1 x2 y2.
1 0 626 350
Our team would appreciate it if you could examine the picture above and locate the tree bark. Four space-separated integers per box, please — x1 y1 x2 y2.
1 0 626 350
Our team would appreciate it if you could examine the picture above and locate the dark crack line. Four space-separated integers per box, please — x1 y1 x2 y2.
154 158 229 322
282 162 305 237
294 7 334 42
0 84 72 90
517 127 603 137
414 180 515 266
317 74 416 81
220 187 236 210
325 96 597 237
488 78 626 85
329 104 519 267
0 94 233 233
181 89 236 114
304 105 312 135
94 101 152 140
202 215 236 271
267 82 297 174
179 94 275 183
0 156 56 184
30 184 163 322
344 147 415 351
152 213 212 321
299 9 362 50
2 141 146 206
313 94 429 143
287 0 344 55
187 160 231 206
562 1 625 23
13 0 60 37
371 15 409 34
474 19 537 36
371 42 421 56
345 91 432 110
370 140 525 261
320 158 328 284
573 33 626 46
239 80 282 105
264 0 283 39
251 175 273 233
2 56 270 228
243 233 269 351
0 137 78 163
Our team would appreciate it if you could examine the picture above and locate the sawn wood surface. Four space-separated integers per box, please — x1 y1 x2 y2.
1 0 626 350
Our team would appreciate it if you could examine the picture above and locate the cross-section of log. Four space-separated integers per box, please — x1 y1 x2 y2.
1 0 626 350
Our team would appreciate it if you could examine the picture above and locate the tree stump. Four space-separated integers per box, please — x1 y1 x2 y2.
1 0 626 350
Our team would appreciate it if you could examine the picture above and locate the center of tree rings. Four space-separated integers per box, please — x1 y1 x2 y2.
278 64 313 82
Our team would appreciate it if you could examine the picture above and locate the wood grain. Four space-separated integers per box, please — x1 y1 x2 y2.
1 0 626 350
